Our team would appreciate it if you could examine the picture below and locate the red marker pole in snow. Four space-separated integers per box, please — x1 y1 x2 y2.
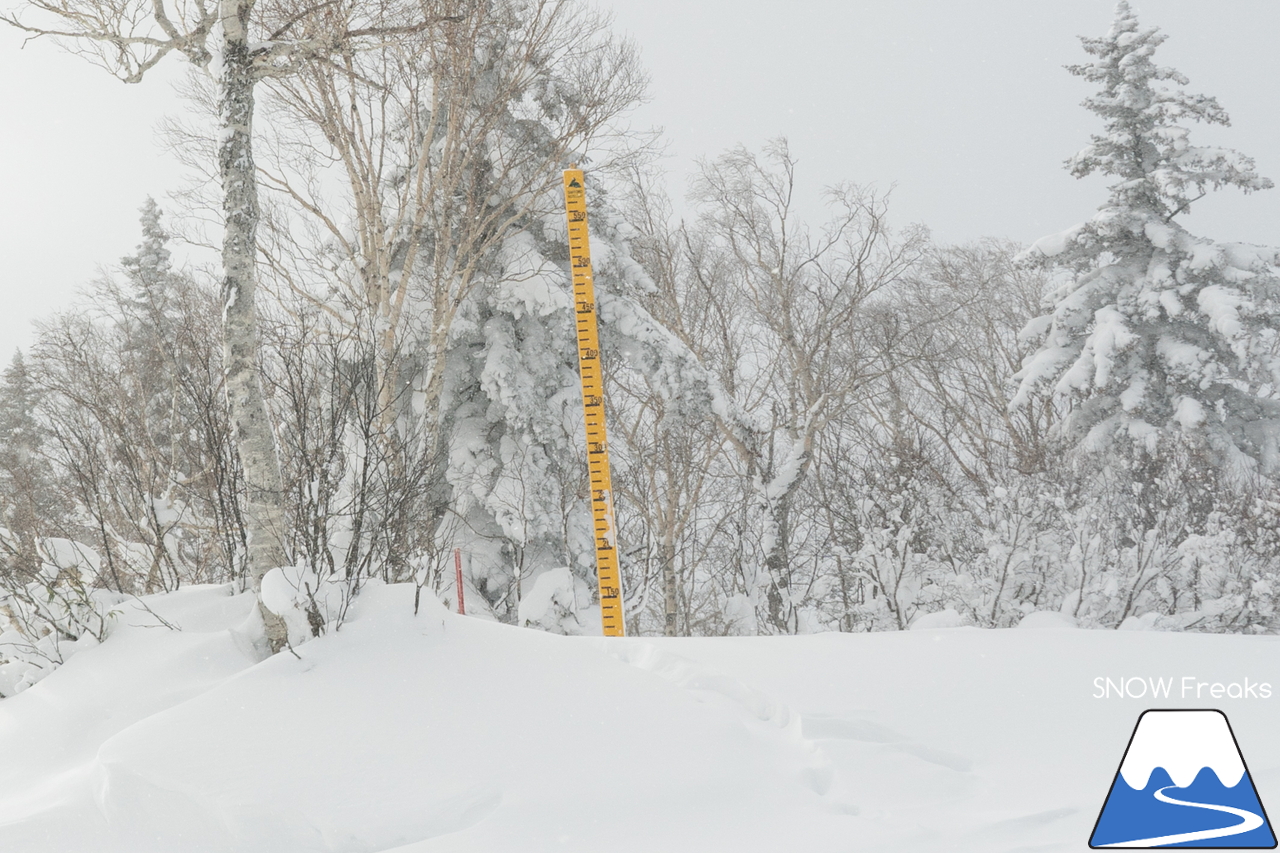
454 549 466 615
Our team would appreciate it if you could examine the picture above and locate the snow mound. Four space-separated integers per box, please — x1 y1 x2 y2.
516 566 598 634
909 608 969 630
1017 611 1079 630
0 584 853 852
4 588 1280 851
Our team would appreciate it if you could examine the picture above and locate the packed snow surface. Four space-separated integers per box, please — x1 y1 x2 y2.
2 585 1279 852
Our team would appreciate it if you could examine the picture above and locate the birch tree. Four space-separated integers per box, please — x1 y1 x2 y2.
257 0 641 429
688 140 927 633
238 0 644 618
3 0 466 649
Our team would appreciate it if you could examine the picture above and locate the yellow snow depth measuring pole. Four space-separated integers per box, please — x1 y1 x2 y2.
563 168 625 637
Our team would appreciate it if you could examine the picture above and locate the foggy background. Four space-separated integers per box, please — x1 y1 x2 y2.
2 0 1276 355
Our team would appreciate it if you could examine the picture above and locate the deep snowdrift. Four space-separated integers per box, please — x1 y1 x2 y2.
1 583 1278 852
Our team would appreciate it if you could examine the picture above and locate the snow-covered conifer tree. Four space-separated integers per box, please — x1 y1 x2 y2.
122 199 177 327
0 351 61 581
441 174 700 628
254 0 726 630
119 199 186 468
1014 1 1280 490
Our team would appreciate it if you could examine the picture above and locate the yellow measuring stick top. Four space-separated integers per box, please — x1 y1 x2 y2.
563 169 625 638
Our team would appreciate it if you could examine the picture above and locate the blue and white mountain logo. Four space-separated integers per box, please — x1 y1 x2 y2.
1090 709 1276 848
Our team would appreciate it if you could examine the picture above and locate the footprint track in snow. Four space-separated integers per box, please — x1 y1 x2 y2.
802 713 973 772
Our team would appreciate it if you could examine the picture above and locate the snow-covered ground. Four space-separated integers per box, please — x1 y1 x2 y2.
2 584 1278 852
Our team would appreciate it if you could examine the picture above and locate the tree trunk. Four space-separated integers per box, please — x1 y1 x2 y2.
764 493 794 633
218 0 289 649
661 525 678 637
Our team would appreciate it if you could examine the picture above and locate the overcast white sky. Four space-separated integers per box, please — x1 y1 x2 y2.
1 0 1277 357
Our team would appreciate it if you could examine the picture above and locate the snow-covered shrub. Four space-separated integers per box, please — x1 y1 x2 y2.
0 533 126 696
517 567 596 635
258 564 355 648
27 202 245 594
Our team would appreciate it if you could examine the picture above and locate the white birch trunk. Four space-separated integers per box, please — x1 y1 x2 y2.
218 0 289 649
